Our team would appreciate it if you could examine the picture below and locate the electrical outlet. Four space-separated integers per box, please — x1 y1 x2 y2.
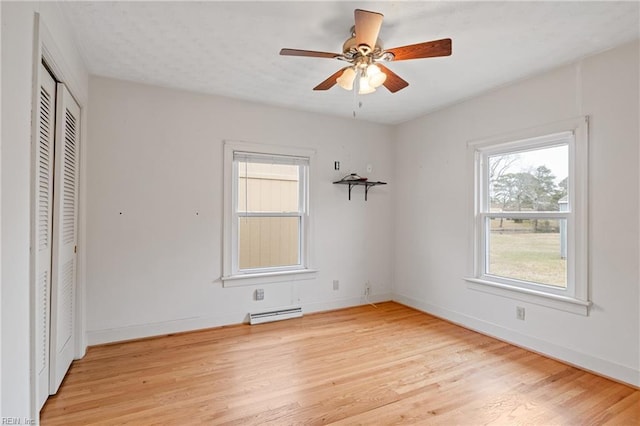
516 306 525 320
364 281 371 296
333 280 339 290
366 164 373 173
255 289 264 301
334 161 340 170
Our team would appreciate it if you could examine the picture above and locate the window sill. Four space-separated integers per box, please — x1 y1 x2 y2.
222 269 318 287
465 277 591 315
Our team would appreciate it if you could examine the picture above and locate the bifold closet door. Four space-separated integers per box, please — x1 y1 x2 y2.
35 62 56 409
49 82 80 394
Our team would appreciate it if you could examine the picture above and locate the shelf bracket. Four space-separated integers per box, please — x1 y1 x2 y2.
333 180 387 201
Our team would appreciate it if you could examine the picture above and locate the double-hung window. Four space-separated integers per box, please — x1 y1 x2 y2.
467 118 590 314
222 141 315 286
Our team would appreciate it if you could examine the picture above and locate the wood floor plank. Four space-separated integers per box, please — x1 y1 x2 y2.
41 302 639 425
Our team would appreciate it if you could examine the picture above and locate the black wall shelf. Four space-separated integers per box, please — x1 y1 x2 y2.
333 180 387 201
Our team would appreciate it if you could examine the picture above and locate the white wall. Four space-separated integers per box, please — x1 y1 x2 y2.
1 1 88 419
393 40 639 386
85 77 394 344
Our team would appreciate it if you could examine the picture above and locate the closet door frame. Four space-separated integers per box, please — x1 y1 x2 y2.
29 12 88 420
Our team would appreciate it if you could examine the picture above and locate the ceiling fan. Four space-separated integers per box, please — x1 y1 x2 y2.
280 9 452 95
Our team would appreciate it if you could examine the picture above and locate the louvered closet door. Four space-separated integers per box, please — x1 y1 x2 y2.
49 83 80 394
35 63 56 409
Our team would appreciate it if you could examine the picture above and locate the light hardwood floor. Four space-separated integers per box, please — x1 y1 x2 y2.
41 302 638 425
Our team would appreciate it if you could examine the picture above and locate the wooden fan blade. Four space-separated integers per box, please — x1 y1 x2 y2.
354 9 383 50
280 48 342 59
385 38 452 61
376 64 409 93
313 67 350 91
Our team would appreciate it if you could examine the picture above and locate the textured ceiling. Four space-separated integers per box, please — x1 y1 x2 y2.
59 1 640 124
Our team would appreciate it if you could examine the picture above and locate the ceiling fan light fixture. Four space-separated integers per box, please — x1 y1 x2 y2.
358 74 376 95
367 64 387 88
337 67 357 90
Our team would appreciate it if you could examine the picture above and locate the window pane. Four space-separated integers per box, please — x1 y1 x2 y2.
487 217 567 288
239 216 300 269
488 145 568 213
237 162 299 213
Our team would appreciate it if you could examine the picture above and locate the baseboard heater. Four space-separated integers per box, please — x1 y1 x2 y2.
249 306 303 325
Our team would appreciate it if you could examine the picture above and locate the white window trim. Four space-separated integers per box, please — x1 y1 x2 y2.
222 140 317 287
465 117 591 315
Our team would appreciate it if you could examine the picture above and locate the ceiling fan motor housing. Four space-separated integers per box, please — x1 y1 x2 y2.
342 35 384 60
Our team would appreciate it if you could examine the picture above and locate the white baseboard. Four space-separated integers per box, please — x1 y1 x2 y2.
302 293 393 314
393 293 640 388
86 293 393 346
86 312 247 345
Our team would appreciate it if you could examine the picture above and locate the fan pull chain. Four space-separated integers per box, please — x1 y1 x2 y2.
352 69 363 118
352 94 357 119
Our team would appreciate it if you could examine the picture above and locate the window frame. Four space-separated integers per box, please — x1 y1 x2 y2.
222 141 317 287
466 117 591 315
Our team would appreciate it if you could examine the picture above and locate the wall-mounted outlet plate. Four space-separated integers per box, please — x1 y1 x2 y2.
516 306 525 320
255 289 264 301
333 280 339 290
